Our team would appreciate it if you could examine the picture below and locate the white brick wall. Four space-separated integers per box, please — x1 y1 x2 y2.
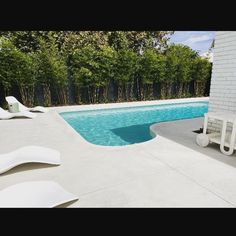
208 31 236 132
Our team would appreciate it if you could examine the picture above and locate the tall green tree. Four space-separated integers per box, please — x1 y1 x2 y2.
35 36 68 106
138 48 166 99
0 31 212 107
0 37 16 96
71 45 99 103
0 37 36 105
71 44 116 103
192 57 211 96
164 44 198 98
113 48 138 101
95 45 117 102
107 31 174 53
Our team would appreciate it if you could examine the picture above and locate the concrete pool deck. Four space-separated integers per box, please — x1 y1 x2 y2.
1 97 236 207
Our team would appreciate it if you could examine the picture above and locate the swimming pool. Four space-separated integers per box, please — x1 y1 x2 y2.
60 101 208 146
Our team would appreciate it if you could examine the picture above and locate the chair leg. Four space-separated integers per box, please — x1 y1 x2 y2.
220 120 235 155
203 114 208 134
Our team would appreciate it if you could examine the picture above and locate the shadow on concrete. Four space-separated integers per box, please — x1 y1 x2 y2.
154 117 236 168
56 199 79 208
0 163 59 176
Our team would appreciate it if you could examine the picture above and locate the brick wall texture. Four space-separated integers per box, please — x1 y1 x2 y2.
208 31 236 132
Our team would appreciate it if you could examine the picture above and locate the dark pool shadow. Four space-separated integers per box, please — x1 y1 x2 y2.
0 163 60 176
110 123 154 144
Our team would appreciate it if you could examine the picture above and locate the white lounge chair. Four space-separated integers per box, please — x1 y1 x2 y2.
0 107 36 120
5 96 48 113
0 181 78 207
0 146 61 174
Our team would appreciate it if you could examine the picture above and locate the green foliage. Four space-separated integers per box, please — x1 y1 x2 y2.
165 44 198 83
0 37 17 93
95 45 117 86
139 48 166 85
114 48 137 86
192 57 211 82
36 36 67 83
71 45 99 87
106 31 174 53
0 37 36 105
107 32 129 50
0 31 212 107
163 44 202 97
72 45 116 86
71 44 117 103
192 57 212 96
34 36 68 105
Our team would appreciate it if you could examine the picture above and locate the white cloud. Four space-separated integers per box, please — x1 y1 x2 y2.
170 31 215 54
183 35 212 45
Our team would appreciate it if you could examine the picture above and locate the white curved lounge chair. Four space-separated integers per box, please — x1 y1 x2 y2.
0 107 36 120
5 96 48 113
0 146 61 174
0 181 78 207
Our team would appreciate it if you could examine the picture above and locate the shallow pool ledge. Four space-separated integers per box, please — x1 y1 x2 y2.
51 97 209 113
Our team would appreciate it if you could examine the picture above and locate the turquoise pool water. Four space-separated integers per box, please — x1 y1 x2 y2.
60 101 208 146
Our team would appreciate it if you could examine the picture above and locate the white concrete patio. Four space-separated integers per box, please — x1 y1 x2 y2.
0 97 236 207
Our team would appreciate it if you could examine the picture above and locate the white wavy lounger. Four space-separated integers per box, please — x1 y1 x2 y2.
0 107 36 120
0 181 78 207
5 96 48 113
0 146 61 174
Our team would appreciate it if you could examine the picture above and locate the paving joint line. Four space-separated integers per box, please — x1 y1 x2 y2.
144 149 236 207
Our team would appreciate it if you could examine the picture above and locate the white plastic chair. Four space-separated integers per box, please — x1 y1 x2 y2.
197 112 236 155
5 96 48 113
0 146 61 174
0 181 78 207
0 107 36 120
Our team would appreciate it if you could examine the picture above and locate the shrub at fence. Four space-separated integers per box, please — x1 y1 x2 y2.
0 31 212 107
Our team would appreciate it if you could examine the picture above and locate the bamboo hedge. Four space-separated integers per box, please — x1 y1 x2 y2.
0 31 212 107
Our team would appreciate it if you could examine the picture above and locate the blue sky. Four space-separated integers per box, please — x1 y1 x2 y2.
169 31 215 55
